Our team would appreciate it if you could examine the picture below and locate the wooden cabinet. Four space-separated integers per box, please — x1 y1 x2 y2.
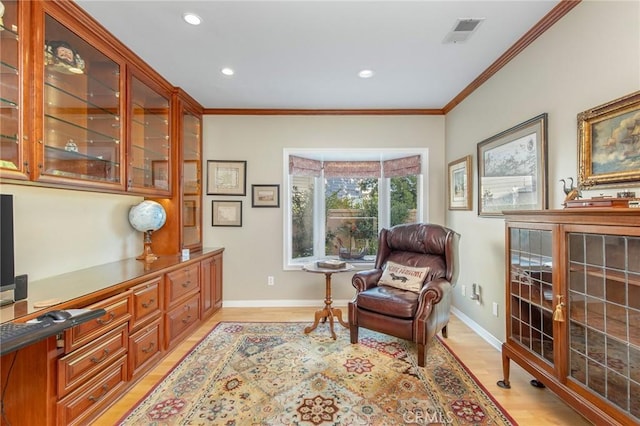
151 88 203 256
0 0 31 180
32 1 126 190
201 252 223 319
499 209 640 425
127 70 172 195
165 263 201 349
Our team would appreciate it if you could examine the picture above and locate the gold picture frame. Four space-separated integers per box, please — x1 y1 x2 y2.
578 91 640 189
448 155 472 210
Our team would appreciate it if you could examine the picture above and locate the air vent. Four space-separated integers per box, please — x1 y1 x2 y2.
443 18 485 44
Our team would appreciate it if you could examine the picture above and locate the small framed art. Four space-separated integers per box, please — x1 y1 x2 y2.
151 160 169 190
448 155 472 210
252 184 280 208
183 200 196 227
207 160 247 196
212 200 242 227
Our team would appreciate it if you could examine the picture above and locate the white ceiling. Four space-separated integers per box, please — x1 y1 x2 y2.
75 0 560 110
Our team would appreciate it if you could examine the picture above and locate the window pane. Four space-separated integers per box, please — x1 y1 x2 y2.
325 177 378 262
291 175 315 259
390 175 418 226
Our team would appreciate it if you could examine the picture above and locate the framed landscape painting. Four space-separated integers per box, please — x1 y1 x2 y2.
207 160 247 196
212 200 242 227
578 91 640 188
448 155 472 210
477 113 548 217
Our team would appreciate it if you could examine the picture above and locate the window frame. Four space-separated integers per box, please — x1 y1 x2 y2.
283 148 428 270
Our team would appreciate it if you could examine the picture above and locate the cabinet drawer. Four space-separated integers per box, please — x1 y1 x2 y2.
129 318 163 380
57 355 127 426
130 276 163 331
165 293 200 348
65 292 132 353
58 323 128 398
166 264 200 305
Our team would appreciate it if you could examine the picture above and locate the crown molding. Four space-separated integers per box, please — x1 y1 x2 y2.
203 108 444 116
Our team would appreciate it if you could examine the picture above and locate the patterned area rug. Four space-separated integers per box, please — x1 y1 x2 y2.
119 322 515 425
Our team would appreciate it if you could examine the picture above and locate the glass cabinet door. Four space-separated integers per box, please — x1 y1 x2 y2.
37 12 123 187
567 232 640 421
508 226 555 366
128 75 171 194
0 1 28 179
181 110 201 250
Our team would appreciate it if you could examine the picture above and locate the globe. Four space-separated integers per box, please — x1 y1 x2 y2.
129 200 166 233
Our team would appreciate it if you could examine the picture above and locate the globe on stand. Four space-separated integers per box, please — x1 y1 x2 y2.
129 200 167 263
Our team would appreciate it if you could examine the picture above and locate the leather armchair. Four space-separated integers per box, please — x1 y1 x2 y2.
348 223 460 367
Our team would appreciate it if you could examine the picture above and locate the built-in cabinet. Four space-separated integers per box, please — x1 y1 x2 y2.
0 0 204 255
0 250 223 426
0 0 30 180
499 209 640 426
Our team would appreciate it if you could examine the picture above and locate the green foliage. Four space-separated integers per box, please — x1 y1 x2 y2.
390 175 417 226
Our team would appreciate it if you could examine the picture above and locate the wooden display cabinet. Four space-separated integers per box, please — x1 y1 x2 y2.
0 0 32 180
151 88 203 256
127 70 172 196
499 209 640 425
32 2 126 191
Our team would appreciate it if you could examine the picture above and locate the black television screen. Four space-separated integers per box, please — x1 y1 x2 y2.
1 194 15 291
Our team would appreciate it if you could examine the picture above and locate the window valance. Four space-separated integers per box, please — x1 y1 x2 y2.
289 154 421 178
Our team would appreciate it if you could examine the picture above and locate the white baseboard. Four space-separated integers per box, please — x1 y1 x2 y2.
451 306 503 351
223 299 350 308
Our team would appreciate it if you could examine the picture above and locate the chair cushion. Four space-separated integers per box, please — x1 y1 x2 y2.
356 286 418 319
379 261 430 292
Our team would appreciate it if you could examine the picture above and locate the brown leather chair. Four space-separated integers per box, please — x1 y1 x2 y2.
348 223 460 367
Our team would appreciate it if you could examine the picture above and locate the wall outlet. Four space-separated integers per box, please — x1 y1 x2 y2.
492 302 499 317
267 276 275 286
461 285 466 296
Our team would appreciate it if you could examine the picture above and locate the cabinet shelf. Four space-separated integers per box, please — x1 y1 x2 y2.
44 145 119 166
0 23 18 39
0 60 18 74
129 143 167 160
44 114 120 145
44 82 119 118
0 97 18 108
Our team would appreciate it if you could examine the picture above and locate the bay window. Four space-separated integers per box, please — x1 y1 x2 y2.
284 149 426 268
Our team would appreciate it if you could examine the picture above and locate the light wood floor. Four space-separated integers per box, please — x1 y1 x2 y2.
94 307 592 425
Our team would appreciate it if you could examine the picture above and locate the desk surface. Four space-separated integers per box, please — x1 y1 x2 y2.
303 263 355 274
0 248 224 324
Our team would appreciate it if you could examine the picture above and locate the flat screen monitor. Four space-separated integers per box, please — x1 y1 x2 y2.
1 194 16 305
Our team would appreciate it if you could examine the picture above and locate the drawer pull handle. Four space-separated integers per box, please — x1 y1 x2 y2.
182 315 192 324
90 348 110 364
142 342 155 353
88 384 109 402
142 298 155 308
181 280 191 288
96 312 115 325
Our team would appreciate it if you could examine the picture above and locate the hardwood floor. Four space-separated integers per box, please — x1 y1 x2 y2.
94 307 592 425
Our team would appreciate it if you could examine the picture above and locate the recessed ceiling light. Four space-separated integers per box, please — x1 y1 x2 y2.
183 13 202 26
358 69 375 79
221 67 235 76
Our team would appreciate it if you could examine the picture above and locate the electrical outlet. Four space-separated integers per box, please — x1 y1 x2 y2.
461 285 466 296
492 302 499 317
267 276 275 286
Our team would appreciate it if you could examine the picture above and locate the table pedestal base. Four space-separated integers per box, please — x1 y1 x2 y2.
304 305 348 340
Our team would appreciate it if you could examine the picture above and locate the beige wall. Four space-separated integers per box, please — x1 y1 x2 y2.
203 115 445 304
446 0 640 340
0 184 142 282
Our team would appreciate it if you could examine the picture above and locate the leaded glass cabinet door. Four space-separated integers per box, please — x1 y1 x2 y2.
507 224 556 370
567 229 640 422
0 1 30 180
35 9 125 190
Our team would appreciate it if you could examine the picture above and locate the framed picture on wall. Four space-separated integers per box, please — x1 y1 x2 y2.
578 91 640 189
447 155 472 210
477 113 548 217
206 160 247 196
212 200 242 227
251 184 280 208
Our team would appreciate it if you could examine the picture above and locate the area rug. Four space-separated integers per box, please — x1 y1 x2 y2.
119 322 516 425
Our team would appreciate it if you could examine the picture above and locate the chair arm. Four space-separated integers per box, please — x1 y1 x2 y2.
351 269 383 293
418 277 452 305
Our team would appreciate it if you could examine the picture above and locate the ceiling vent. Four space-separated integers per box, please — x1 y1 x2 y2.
443 18 485 44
